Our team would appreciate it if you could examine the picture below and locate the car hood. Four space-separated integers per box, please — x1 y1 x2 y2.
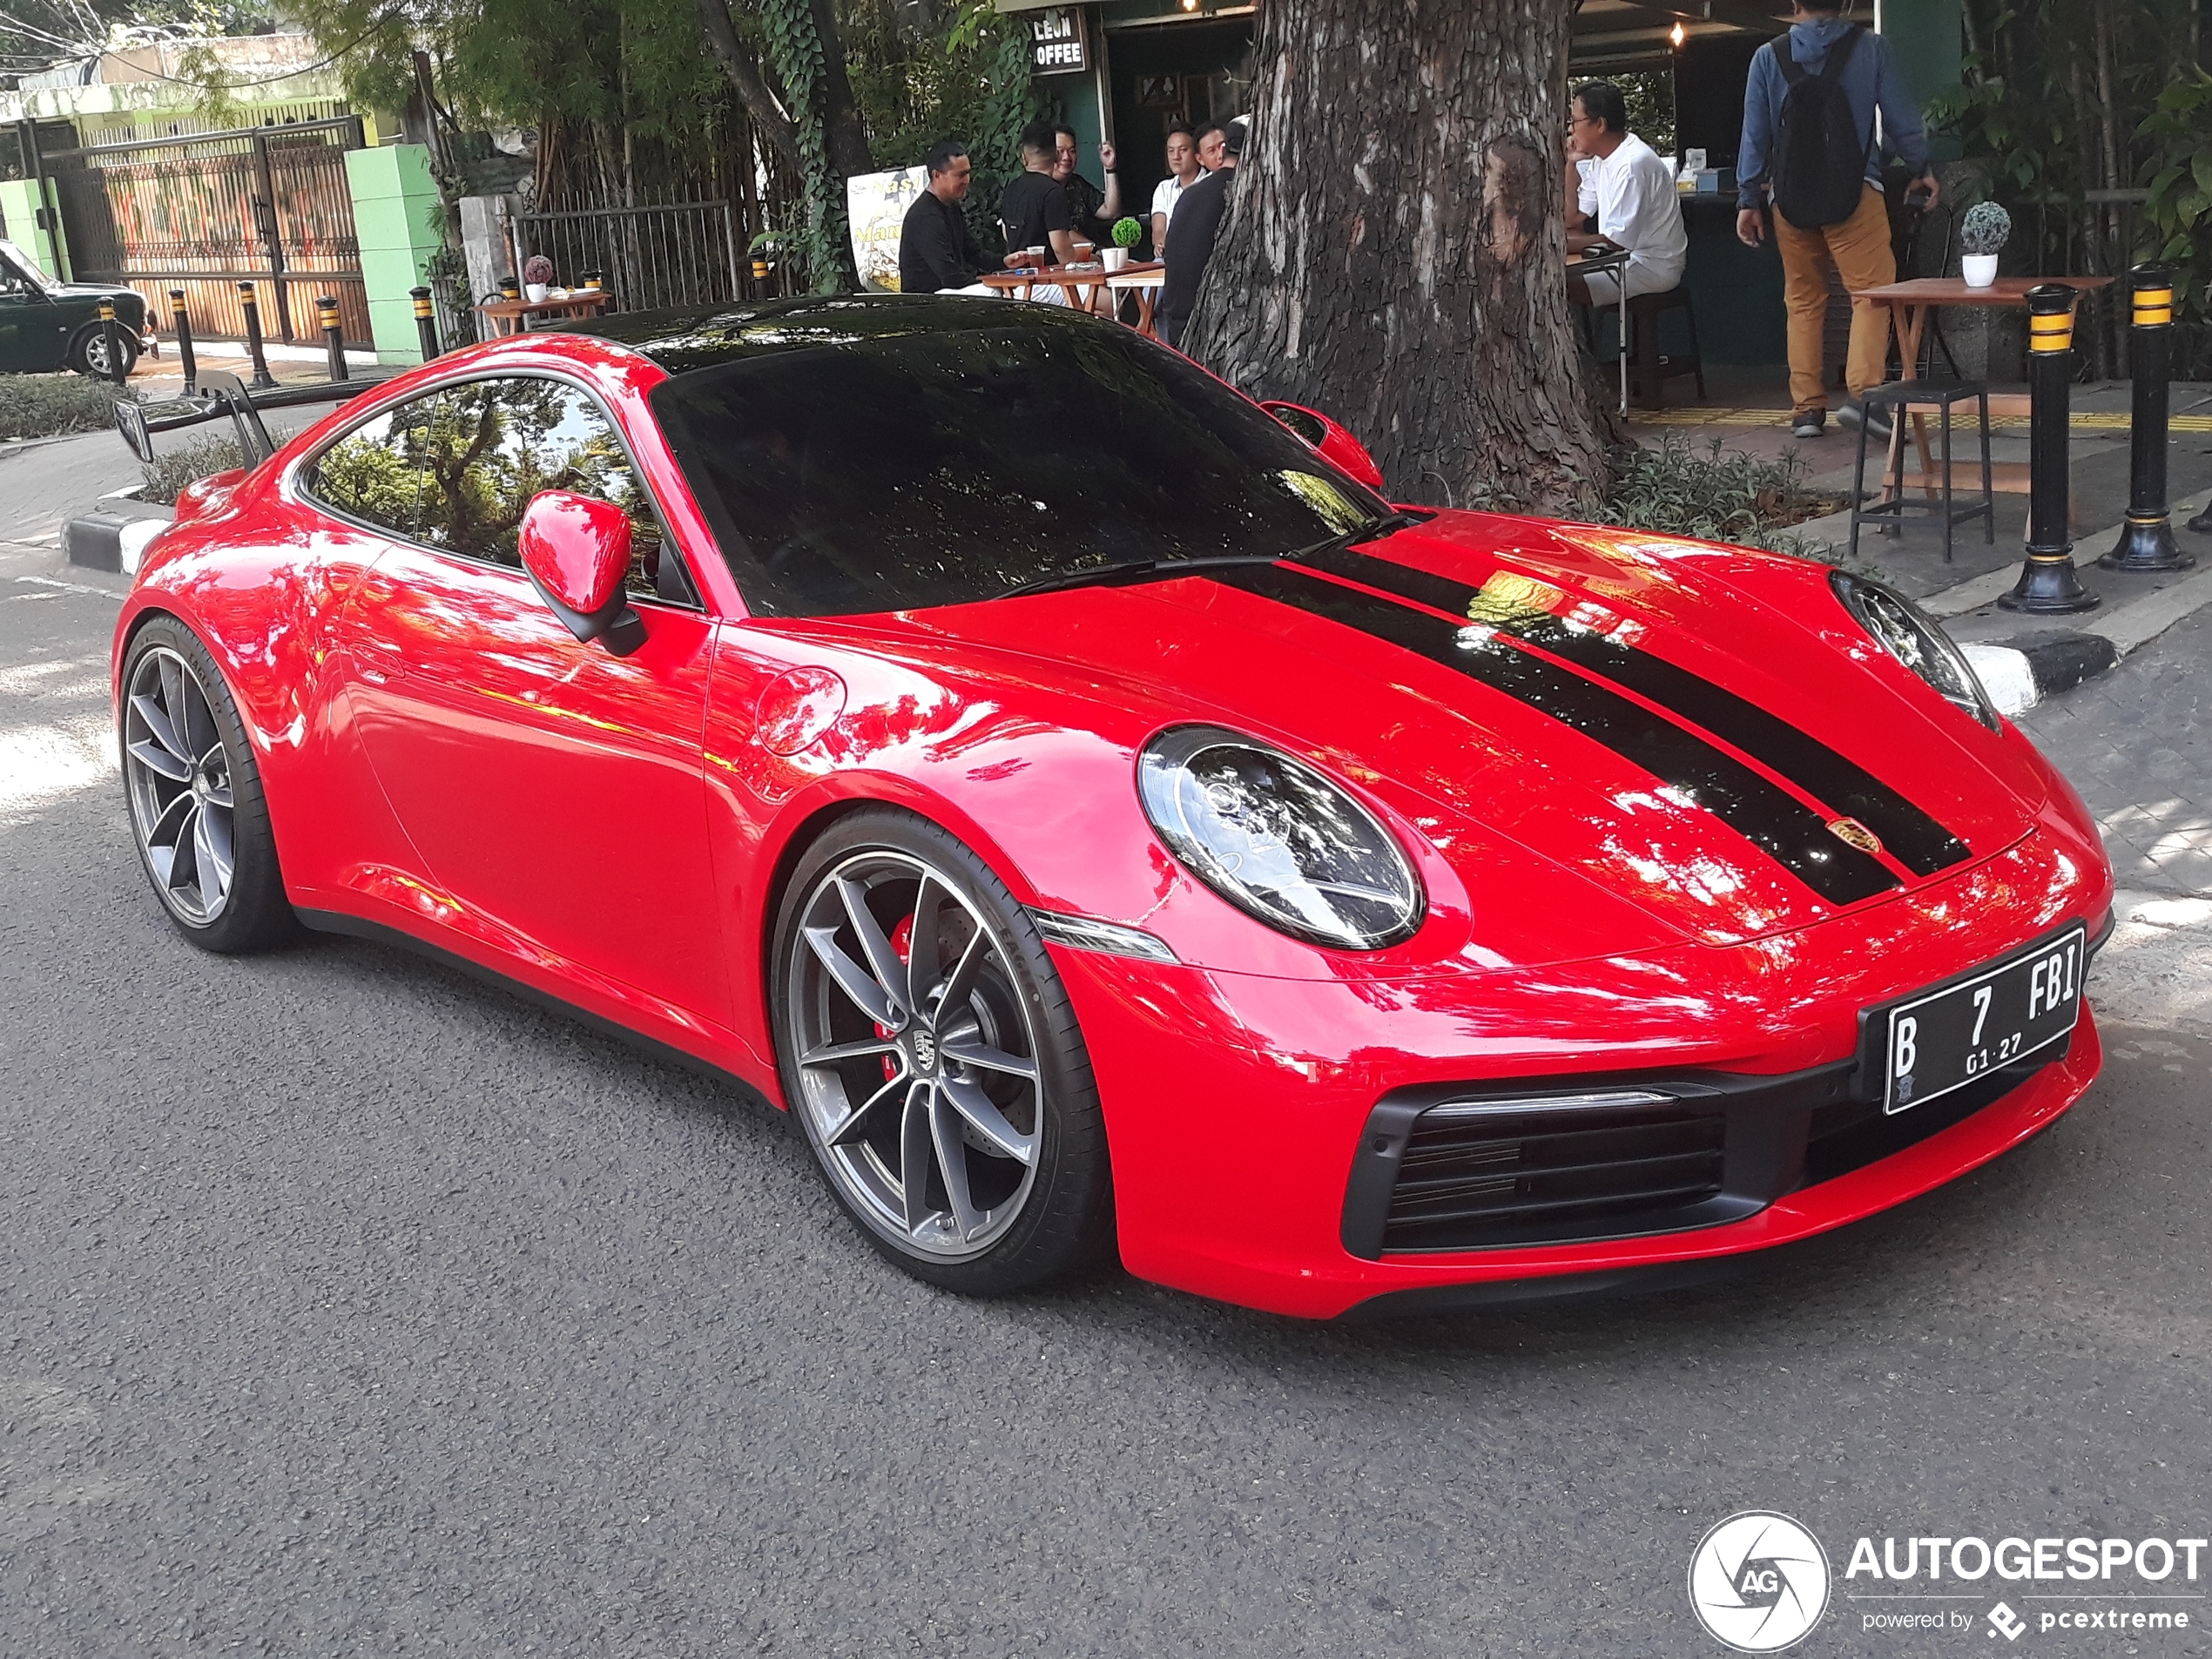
47 281 143 310
852 512 2046 952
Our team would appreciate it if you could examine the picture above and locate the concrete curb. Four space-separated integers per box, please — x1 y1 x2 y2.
64 500 174 576
1962 634 2122 718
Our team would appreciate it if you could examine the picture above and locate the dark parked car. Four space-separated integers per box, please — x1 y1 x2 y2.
0 238 151 377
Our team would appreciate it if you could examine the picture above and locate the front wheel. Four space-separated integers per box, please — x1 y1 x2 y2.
70 324 138 381
772 808 1113 1294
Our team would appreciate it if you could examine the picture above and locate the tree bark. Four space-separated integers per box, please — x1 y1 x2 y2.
811 0 875 181
694 0 804 174
1183 0 1617 513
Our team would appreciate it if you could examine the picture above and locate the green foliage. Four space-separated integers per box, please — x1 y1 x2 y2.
0 374 129 443
2141 65 2212 315
843 0 1039 262
757 0 849 293
1111 217 1143 249
1591 435 1838 558
140 434 249 506
1959 200 2013 256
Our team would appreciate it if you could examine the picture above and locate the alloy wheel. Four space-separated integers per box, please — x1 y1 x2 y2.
123 645 237 926
786 850 1044 1259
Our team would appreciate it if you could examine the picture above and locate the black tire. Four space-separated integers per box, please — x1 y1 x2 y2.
771 806 1114 1294
68 325 138 381
118 617 298 954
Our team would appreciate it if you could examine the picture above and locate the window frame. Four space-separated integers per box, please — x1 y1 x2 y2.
293 366 702 613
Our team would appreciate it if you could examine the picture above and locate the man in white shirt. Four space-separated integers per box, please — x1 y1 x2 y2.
1564 81 1687 307
1150 124 1203 256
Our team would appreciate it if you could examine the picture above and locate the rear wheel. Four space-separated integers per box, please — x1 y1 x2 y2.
119 618 296 953
772 808 1113 1293
69 325 138 381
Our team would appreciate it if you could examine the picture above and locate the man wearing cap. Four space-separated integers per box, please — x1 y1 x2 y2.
1157 117 1243 351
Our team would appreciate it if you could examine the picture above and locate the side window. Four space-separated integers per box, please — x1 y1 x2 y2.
302 397 434 536
410 377 680 603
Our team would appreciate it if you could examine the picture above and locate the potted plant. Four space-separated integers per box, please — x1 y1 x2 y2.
1105 216 1143 272
523 253 553 303
1959 202 2010 288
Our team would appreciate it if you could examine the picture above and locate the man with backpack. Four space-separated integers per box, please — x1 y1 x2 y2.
1736 1 1938 442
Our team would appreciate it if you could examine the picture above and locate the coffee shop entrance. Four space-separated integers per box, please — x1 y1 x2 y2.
994 2 1254 255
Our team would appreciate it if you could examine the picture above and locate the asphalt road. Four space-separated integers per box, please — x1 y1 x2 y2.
3 549 2209 1657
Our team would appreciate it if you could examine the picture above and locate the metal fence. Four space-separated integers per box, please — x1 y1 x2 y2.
40 117 370 346
509 200 745 319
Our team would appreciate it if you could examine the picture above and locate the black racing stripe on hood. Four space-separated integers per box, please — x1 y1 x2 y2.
1216 564 1901 908
1291 544 1972 877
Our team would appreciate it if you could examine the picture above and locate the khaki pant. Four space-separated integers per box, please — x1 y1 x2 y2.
1774 183 1896 414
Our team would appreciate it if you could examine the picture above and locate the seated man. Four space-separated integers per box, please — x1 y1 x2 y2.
1053 123 1123 246
900 139 993 294
1001 119 1081 271
1564 81 1686 309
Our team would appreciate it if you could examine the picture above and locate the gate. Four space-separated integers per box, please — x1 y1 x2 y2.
42 117 370 347
509 201 746 318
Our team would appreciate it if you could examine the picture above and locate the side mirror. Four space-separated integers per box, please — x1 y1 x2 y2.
518 489 646 656
1261 400 1386 493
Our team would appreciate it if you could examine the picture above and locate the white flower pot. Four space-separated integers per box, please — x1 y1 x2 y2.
1961 253 1999 288
1103 247 1129 271
524 282 549 302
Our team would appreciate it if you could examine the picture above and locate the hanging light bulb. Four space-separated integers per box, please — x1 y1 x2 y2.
1669 20 1688 47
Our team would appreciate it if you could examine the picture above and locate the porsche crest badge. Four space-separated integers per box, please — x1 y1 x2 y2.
1826 817 1885 857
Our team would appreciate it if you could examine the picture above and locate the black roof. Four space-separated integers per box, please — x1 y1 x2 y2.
568 292 1100 378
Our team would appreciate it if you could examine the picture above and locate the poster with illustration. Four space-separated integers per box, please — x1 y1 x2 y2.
846 167 925 292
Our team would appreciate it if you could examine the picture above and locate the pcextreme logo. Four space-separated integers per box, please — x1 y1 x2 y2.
1689 1512 1832 1652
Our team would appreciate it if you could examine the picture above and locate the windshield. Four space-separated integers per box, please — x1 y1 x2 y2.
647 321 1393 618
0 240 57 294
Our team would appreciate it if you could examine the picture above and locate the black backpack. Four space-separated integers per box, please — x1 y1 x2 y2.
1770 26 1875 228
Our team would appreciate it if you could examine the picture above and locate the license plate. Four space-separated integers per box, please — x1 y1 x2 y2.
1874 924 2087 1115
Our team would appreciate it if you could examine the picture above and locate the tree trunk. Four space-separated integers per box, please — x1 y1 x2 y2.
694 0 804 174
811 0 875 182
1183 0 1618 514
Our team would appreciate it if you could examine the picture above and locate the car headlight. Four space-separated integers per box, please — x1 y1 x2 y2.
1830 570 1999 731
1137 725 1424 950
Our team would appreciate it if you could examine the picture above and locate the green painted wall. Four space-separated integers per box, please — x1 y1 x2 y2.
0 178 71 280
345 144 446 365
1881 0 1964 158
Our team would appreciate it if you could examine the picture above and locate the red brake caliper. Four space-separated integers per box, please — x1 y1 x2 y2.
878 912 915 1082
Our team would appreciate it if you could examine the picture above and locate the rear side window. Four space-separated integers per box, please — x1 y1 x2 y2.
411 377 670 599
303 398 435 536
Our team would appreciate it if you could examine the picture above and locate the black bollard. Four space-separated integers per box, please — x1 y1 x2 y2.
237 281 276 389
410 286 441 362
317 293 348 381
98 299 126 385
2099 263 2193 572
2000 285 2100 615
169 289 196 390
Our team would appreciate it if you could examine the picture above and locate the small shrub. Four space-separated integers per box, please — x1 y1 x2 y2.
139 433 249 506
1960 200 2013 258
1592 434 1842 557
0 373 132 442
1111 216 1143 249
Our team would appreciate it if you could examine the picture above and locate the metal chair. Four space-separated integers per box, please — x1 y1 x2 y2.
1849 380 1995 564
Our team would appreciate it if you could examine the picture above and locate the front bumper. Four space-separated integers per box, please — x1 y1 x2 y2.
1049 824 2110 1318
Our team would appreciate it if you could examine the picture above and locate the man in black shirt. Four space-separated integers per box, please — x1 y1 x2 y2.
900 139 998 293
1157 118 1242 350
1052 123 1122 244
999 120 1079 269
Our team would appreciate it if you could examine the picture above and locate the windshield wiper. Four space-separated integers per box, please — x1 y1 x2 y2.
1001 553 1291 601
1002 514 1419 603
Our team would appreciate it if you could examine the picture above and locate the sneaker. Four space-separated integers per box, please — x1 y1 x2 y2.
1791 408 1826 439
1837 396 1893 442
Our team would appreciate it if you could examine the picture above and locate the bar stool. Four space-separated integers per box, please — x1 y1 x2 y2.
1849 380 1995 564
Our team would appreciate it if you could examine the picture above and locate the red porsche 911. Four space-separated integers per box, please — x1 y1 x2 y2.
111 296 2113 1318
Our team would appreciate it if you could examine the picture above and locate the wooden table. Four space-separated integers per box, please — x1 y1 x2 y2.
979 260 1160 314
1851 276 2113 503
1106 267 1167 338
475 291 612 337
1568 246 1633 414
